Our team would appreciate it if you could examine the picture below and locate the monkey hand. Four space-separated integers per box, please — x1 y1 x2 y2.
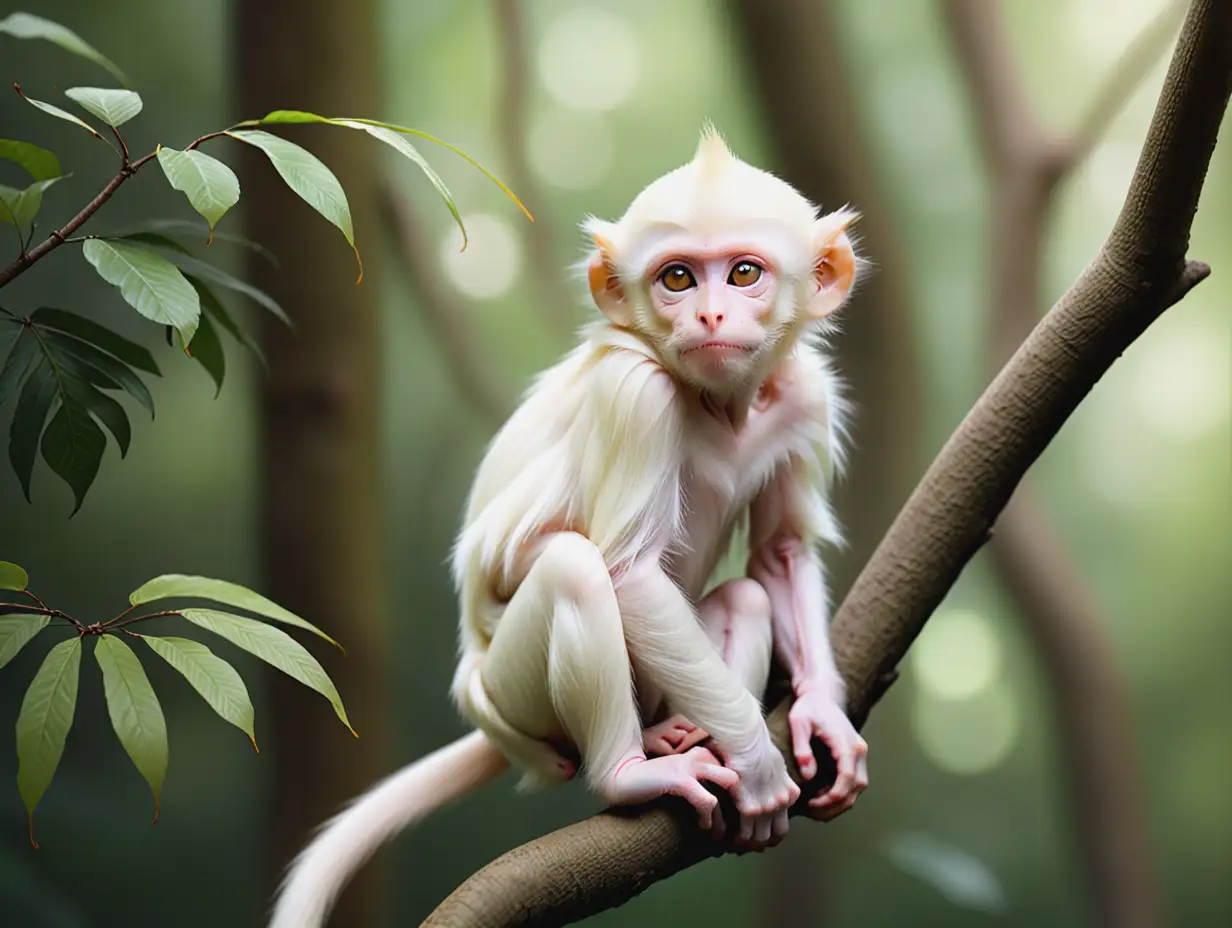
601 747 738 838
642 714 711 756
788 686 868 822
723 738 800 851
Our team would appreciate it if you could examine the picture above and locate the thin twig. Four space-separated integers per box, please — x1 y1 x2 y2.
107 609 183 631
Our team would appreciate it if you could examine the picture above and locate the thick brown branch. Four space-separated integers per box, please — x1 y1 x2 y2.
419 0 1226 922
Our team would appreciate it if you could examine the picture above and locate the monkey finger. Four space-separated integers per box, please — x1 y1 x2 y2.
710 806 727 841
678 783 718 831
813 791 859 822
771 806 790 844
753 813 772 848
789 716 817 780
692 759 739 792
738 811 756 845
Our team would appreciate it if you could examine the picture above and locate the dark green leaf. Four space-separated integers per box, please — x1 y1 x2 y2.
8 360 56 500
111 230 193 256
0 326 38 405
31 308 160 375
81 239 200 344
43 330 154 416
0 613 49 668
187 277 267 370
180 609 353 734
156 147 240 233
226 129 361 281
186 310 224 396
64 373 130 456
142 636 256 749
15 637 81 845
63 87 141 128
0 13 128 84
163 253 288 325
131 575 339 648
116 219 279 267
94 635 167 821
17 91 104 140
0 177 65 228
40 400 106 514
0 561 29 591
0 139 61 182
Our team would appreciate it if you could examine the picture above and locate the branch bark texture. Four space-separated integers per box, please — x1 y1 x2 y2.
422 1 1227 923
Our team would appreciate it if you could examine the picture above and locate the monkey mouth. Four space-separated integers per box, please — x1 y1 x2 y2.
681 341 756 358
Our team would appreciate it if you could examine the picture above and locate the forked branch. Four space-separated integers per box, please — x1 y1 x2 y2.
420 0 1228 923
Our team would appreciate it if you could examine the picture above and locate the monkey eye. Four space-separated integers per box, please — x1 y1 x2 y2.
658 264 696 293
728 261 763 287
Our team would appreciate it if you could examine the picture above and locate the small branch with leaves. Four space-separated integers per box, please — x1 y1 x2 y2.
0 10 529 514
0 559 351 848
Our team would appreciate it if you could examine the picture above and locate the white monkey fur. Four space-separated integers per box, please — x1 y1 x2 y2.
268 128 859 928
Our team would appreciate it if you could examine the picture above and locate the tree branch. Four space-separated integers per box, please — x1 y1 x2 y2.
419 0 1227 922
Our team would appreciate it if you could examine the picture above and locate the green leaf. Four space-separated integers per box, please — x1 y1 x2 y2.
63 87 142 128
0 326 38 405
17 90 104 141
187 276 267 370
0 139 61 181
131 575 339 648
186 310 224 396
0 613 49 668
336 120 466 248
15 637 81 846
8 360 56 501
0 13 128 84
118 219 279 267
0 561 29 592
40 399 106 515
181 609 353 734
0 177 65 228
42 330 155 416
81 239 200 344
162 252 288 325
226 129 361 281
31 308 160 376
156 147 240 235
250 110 332 125
115 230 194 256
142 636 256 749
94 635 167 821
64 373 130 457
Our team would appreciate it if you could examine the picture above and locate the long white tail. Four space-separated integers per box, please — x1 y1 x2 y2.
267 730 508 928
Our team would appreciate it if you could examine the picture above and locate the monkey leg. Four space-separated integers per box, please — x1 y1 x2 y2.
478 532 737 832
643 578 773 757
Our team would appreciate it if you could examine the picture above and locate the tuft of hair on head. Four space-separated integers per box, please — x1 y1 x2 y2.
692 122 736 181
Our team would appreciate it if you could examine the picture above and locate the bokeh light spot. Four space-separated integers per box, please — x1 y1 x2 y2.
1132 316 1230 443
912 609 1002 699
528 109 614 190
441 213 522 300
537 9 640 112
913 681 1021 776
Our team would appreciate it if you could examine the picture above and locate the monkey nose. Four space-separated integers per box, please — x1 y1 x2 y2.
696 310 724 332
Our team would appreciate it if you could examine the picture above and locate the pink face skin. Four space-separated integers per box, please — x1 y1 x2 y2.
646 249 779 388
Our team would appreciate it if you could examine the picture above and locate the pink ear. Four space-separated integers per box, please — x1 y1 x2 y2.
807 210 859 319
587 239 632 325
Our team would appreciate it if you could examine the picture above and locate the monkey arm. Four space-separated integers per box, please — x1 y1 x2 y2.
747 463 868 818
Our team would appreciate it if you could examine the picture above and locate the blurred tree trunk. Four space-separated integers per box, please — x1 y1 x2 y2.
235 1 392 925
726 0 922 921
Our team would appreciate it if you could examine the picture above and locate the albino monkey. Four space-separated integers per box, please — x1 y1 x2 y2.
268 128 869 928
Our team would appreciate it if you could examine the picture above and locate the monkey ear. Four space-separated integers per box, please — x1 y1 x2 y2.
807 209 860 320
587 237 632 326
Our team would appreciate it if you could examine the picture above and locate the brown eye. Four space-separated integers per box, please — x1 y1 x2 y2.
659 264 696 292
729 261 763 287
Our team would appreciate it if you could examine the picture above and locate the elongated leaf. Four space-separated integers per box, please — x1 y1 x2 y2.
131 575 339 648
8 360 56 500
181 609 353 733
16 637 81 845
0 613 49 668
143 636 256 749
249 110 331 125
64 87 141 128
226 129 361 280
81 239 199 344
118 219 279 267
0 326 37 405
94 635 167 821
187 276 268 369
0 177 65 228
883 832 1007 913
40 400 106 514
0 139 61 181
337 120 466 248
186 311 224 396
156 147 239 235
17 90 104 141
43 330 154 415
0 13 128 84
31 308 160 375
0 561 29 591
64 373 130 456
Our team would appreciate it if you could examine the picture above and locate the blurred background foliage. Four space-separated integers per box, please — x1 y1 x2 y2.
0 0 1227 926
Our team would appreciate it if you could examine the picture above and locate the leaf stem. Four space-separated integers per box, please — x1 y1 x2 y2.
20 588 49 610
107 609 183 630
111 126 131 166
